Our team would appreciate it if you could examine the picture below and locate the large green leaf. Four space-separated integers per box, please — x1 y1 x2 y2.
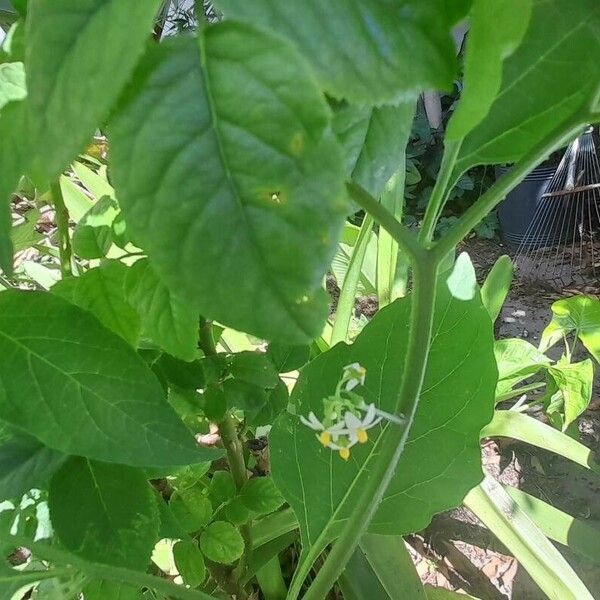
270 285 495 556
0 435 65 501
110 27 347 343
333 102 415 198
214 0 467 104
52 261 141 346
456 0 600 171
540 295 600 362
72 196 119 259
447 0 532 139
25 0 163 178
125 259 198 362
0 290 217 467
49 457 159 569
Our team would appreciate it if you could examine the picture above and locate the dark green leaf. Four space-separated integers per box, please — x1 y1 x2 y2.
239 477 284 516
270 284 495 554
25 0 163 177
49 457 159 569
52 261 141 346
173 540 205 588
109 28 347 343
223 379 268 419
83 580 142 600
72 196 118 259
209 471 235 506
0 290 217 467
266 342 310 373
202 384 226 422
249 379 289 427
199 521 244 564
214 0 467 104
457 0 600 170
125 259 199 362
170 487 212 533
0 435 65 501
228 351 278 389
333 101 415 198
157 354 205 391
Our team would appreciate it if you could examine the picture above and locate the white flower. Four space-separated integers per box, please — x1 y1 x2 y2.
300 412 347 448
343 362 366 391
344 403 382 444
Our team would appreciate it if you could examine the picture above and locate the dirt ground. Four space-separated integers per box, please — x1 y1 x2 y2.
408 238 600 599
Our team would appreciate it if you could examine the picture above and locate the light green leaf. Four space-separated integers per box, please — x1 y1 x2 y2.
445 252 477 301
0 62 25 111
199 521 244 564
270 284 496 556
425 587 481 600
0 290 218 467
456 0 600 170
53 261 140 346
481 255 513 322
110 27 347 343
73 162 115 201
49 457 159 569
11 207 43 253
494 338 551 394
58 176 93 223
464 476 593 600
173 540 205 588
125 259 198 362
83 580 142 600
214 0 467 104
209 471 236 506
0 435 66 501
72 196 119 259
239 477 284 516
506 486 600 565
481 410 600 473
447 0 532 139
547 359 593 429
540 295 600 362
333 101 415 198
25 0 163 178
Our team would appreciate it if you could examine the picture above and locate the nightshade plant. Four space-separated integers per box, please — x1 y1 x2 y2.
0 1 599 599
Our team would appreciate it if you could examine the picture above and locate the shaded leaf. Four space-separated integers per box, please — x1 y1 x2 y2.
110 28 347 343
239 477 284 516
173 540 205 588
72 196 118 259
170 488 212 534
199 521 244 564
227 351 278 389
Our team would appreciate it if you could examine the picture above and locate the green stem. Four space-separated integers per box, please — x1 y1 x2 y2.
256 556 288 600
433 119 586 259
495 382 545 404
346 181 424 263
331 213 374 345
50 181 73 278
300 257 439 600
419 141 461 244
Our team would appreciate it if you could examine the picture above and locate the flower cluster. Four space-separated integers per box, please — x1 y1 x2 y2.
299 363 385 461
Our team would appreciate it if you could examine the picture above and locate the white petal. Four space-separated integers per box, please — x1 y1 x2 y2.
300 412 323 431
344 362 360 371
345 378 359 391
344 412 362 429
365 403 377 422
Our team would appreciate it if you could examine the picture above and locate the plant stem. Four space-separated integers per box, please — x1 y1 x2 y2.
331 213 374 345
419 141 461 244
495 382 545 404
301 256 439 600
256 556 288 600
346 181 424 262
433 119 586 259
50 181 73 278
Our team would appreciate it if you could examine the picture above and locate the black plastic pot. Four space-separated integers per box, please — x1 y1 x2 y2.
496 165 565 249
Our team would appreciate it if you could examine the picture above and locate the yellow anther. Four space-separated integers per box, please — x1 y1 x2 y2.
357 429 368 444
339 447 350 461
318 431 332 446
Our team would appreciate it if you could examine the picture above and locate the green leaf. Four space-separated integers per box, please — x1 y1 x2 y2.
225 498 253 526
223 379 268 419
266 342 310 373
494 338 551 394
0 435 65 501
447 0 532 139
58 176 93 223
11 207 43 253
52 261 141 346
0 290 217 467
72 162 115 201
202 384 226 422
0 62 25 111
156 354 205 390
250 378 289 427
227 351 279 389
210 471 236 506
239 477 284 516
540 295 600 362
72 196 119 259
83 580 142 600
481 255 513 322
425 587 480 600
464 476 593 600
170 487 212 533
481 410 600 473
506 486 600 565
270 284 496 555
199 521 244 564
173 540 205 588
109 27 347 343
338 547 393 600
125 259 198 362
445 252 477 301
456 0 600 170
49 457 159 569
333 101 415 198
214 0 467 104
547 360 593 429
25 0 163 178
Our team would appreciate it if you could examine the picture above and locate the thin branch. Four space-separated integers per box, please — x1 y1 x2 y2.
50 181 73 278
